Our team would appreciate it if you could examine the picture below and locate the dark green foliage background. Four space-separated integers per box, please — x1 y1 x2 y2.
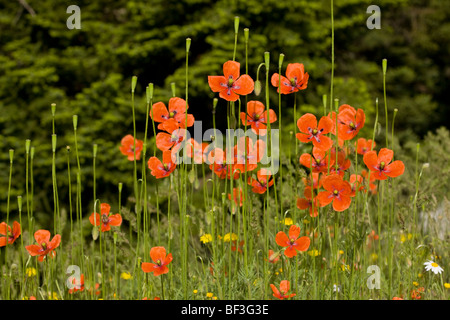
0 0 449 223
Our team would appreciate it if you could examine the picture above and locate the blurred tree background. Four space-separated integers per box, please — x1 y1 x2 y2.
0 0 449 223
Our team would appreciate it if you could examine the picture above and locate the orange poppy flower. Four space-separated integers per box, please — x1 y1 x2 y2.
155 119 187 151
150 97 194 130
248 168 274 194
349 174 365 197
363 148 405 180
270 280 296 300
329 148 351 177
296 187 319 217
317 174 352 212
208 61 254 101
68 274 85 294
239 101 277 135
337 105 365 141
392 297 404 300
0 221 21 247
361 169 377 192
119 135 143 161
302 172 322 189
234 137 266 173
299 147 333 174
228 187 244 212
148 150 177 179
356 138 376 155
296 113 334 151
271 63 309 94
25 230 61 262
89 203 122 232
141 246 173 277
185 138 208 164
275 225 310 258
231 240 245 253
267 249 280 264
411 287 425 300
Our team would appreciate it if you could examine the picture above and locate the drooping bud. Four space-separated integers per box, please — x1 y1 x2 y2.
254 80 262 96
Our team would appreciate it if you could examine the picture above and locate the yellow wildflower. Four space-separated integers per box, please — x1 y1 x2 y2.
223 233 238 242
26 267 37 277
200 234 213 244
121 272 133 280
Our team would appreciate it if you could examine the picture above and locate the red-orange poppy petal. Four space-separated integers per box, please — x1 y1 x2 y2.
233 74 254 96
288 225 301 240
318 116 334 134
163 253 173 266
317 191 333 207
26 244 43 256
141 262 156 273
150 246 167 263
49 234 61 250
293 236 310 252
378 148 394 165
169 97 188 114
384 160 405 178
153 265 169 277
89 213 101 227
0 238 7 247
275 231 290 247
108 214 122 227
219 89 239 102
0 222 8 235
247 100 265 117
156 132 174 151
363 151 379 171
355 108 366 127
223 60 240 80
279 280 291 294
262 109 277 123
296 132 312 143
100 203 110 215
297 113 317 134
321 174 342 191
284 246 298 258
296 198 310 210
286 63 305 82
332 194 352 212
150 102 169 122
34 230 50 245
313 135 333 152
270 284 281 299
208 76 227 92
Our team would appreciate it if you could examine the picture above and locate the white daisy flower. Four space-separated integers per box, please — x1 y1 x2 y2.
424 260 444 275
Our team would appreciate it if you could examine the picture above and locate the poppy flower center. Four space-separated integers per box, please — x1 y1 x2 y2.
102 214 110 224
169 112 175 118
253 113 260 120
380 161 385 170
156 259 162 266
333 189 339 195
41 242 47 249
228 78 234 87
312 128 318 135
163 163 168 170
349 121 356 129
290 78 297 86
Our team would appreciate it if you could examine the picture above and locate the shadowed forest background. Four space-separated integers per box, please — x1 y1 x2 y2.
0 0 449 226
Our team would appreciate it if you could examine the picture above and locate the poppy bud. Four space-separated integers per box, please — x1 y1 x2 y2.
93 144 98 158
234 16 239 34
131 76 138 93
186 38 191 53
264 52 270 69
146 83 154 104
9 149 14 163
382 59 387 75
254 80 262 96
278 53 284 69
51 103 56 116
244 28 249 42
17 196 22 212
118 182 123 193
26 139 31 154
73 115 78 131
